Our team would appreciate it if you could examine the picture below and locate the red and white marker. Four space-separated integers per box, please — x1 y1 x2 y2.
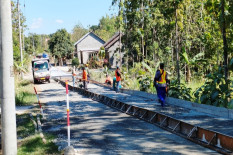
65 80 70 146
34 87 44 117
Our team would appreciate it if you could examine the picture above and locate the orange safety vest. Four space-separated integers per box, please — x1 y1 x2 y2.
83 70 87 81
115 69 121 82
158 69 166 84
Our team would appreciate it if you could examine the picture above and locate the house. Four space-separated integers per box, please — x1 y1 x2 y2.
103 32 124 68
74 32 105 64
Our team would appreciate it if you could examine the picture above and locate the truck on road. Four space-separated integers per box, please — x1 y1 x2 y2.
32 57 50 84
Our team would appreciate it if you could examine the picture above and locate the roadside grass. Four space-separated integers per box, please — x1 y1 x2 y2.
17 114 35 138
15 78 37 106
17 114 60 154
17 134 59 155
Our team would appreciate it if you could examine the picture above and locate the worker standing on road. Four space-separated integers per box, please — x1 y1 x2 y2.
154 63 169 107
82 67 88 90
85 64 90 82
115 66 121 93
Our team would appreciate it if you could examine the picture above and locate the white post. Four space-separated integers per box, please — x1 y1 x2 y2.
0 0 18 154
66 81 70 146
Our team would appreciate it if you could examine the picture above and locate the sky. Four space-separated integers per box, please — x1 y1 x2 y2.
19 0 118 35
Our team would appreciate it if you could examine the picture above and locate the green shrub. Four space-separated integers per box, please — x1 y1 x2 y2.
194 66 232 108
138 75 152 92
168 80 193 101
71 57 79 67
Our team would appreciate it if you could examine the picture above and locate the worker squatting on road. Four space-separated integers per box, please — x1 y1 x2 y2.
115 66 121 93
82 67 88 90
154 63 169 107
105 74 113 85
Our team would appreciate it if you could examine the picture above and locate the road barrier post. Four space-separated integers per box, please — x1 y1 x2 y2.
66 80 70 146
34 87 44 118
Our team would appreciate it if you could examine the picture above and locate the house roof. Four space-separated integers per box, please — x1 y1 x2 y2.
103 32 122 50
74 32 105 46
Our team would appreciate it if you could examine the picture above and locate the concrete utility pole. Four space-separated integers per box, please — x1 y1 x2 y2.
18 0 24 79
0 0 18 154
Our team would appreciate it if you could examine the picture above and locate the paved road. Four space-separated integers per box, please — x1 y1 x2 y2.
36 80 217 154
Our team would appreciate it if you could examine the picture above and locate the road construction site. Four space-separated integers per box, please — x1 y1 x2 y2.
34 67 233 154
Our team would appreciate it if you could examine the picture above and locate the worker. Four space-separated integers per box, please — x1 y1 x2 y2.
85 64 90 81
105 74 113 85
154 63 169 107
82 67 88 90
115 66 121 93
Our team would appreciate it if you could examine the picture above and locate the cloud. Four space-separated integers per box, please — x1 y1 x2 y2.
30 18 43 29
55 19 64 24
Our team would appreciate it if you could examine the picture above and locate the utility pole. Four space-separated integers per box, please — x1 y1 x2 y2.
18 0 24 79
0 0 18 154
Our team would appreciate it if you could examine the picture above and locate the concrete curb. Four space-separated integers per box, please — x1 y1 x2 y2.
121 88 233 119
64 146 76 155
86 81 233 119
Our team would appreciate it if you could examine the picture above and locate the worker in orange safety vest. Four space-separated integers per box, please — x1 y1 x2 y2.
153 63 169 107
82 67 88 90
115 66 121 93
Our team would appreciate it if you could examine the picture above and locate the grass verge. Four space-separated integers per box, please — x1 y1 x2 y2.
15 78 37 106
18 134 59 155
17 114 60 154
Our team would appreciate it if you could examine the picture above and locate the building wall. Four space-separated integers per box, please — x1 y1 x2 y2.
82 52 90 65
75 33 105 64
108 41 124 68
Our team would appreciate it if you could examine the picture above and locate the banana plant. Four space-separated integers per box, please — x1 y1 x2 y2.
181 47 206 82
14 59 28 74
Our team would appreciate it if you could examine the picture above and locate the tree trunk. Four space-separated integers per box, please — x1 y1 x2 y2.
186 65 191 83
141 36 144 62
175 8 180 84
141 0 144 62
221 0 228 82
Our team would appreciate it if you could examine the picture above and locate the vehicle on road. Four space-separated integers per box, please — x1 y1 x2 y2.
32 57 50 84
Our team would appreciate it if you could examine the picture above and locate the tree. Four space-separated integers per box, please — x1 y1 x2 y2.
24 33 49 55
71 23 88 42
48 29 74 66
89 15 118 41
206 0 233 82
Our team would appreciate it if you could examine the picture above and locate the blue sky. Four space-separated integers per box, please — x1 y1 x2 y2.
19 0 117 35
